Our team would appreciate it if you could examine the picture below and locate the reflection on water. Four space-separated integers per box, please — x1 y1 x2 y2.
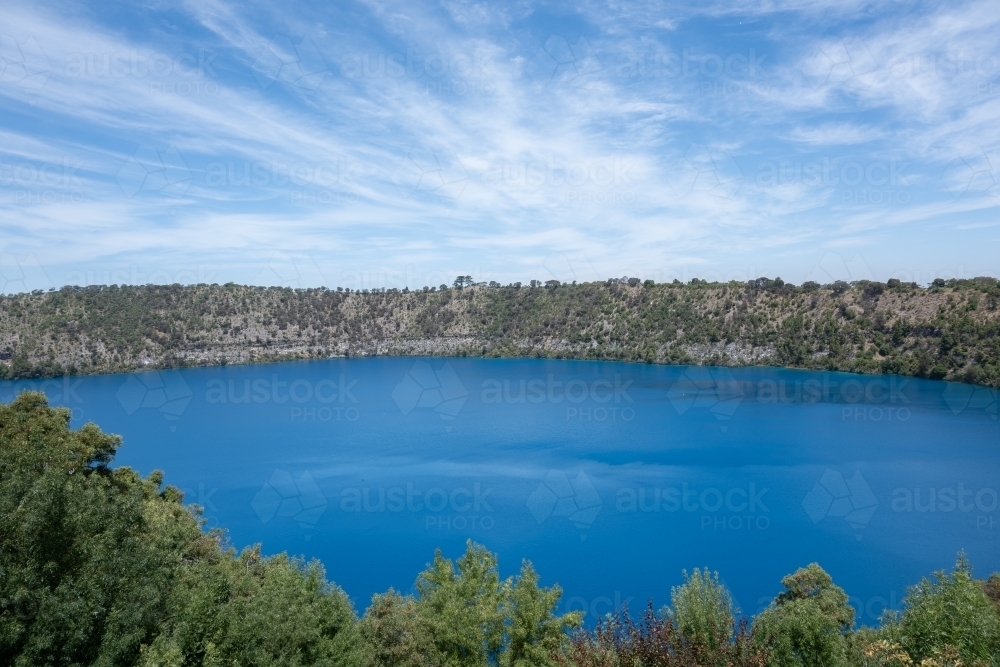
3 357 998 622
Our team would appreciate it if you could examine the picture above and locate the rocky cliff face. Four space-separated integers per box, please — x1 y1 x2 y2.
2 278 998 387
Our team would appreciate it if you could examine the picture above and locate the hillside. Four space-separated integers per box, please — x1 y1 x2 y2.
1 277 999 387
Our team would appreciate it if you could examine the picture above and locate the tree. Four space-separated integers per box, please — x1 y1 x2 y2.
667 568 735 655
359 590 439 667
753 563 854 667
0 391 180 667
0 392 364 667
879 554 1000 664
412 542 579 667
141 548 363 667
415 541 507 667
504 561 581 667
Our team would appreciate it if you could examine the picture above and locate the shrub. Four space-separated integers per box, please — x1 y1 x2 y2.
505 561 582 667
557 603 768 667
667 568 735 654
752 564 854 667
411 542 580 667
0 393 363 667
880 554 1000 664
359 590 438 667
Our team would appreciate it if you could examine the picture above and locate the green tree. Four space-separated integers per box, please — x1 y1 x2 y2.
667 568 735 655
359 589 439 667
880 554 1000 665
0 391 187 666
140 546 362 667
415 541 508 667
365 548 579 667
753 563 854 667
0 392 363 667
504 561 581 667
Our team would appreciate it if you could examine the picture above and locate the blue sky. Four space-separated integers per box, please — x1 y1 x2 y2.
1 0 998 291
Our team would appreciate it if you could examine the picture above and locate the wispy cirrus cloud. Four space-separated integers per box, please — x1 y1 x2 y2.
0 0 997 290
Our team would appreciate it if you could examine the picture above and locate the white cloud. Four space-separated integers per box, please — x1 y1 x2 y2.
0 0 997 287
788 123 884 146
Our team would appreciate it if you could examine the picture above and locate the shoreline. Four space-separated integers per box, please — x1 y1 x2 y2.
3 279 998 388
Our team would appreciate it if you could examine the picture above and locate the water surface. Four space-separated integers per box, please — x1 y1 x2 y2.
4 358 998 624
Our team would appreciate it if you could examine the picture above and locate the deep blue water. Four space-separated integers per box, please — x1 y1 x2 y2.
3 358 999 624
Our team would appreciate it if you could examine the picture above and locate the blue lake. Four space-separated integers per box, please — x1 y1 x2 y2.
3 358 999 624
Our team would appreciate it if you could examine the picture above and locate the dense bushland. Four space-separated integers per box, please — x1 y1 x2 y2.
2 393 999 666
2 276 999 387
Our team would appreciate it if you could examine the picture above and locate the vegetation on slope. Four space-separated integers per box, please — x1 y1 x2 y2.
3 393 1000 666
2 276 999 387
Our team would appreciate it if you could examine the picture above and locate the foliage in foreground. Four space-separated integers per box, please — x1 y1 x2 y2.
2 393 1000 666
0 391 362 667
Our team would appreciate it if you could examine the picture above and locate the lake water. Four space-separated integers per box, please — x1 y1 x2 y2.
3 358 998 624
